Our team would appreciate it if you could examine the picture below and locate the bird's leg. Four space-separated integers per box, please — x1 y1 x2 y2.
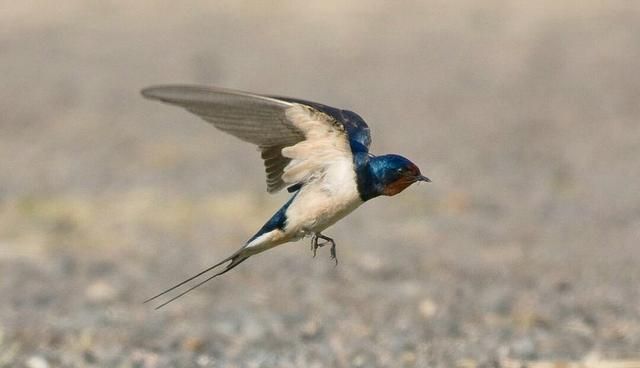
310 233 338 265
310 234 319 257
310 233 327 257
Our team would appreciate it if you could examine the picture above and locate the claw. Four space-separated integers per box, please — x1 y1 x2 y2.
311 234 318 257
330 242 338 266
311 233 338 265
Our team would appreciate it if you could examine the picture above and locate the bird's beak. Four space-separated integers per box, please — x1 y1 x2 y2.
416 175 431 182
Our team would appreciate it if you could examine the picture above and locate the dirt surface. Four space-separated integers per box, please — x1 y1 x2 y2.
2 2 640 367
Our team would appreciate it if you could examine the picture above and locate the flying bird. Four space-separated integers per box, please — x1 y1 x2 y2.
141 85 430 309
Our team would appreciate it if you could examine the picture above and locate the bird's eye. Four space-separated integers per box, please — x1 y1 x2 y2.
397 167 405 173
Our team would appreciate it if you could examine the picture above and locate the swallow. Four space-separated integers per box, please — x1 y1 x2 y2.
141 85 430 309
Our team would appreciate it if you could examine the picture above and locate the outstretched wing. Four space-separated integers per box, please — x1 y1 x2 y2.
141 85 371 192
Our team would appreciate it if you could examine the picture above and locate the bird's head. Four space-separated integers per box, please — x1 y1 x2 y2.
369 154 430 196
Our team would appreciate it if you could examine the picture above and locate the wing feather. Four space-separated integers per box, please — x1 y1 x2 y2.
142 85 302 146
142 85 303 192
280 105 352 186
142 85 370 193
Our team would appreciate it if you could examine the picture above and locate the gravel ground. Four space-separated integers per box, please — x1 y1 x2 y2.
2 1 640 367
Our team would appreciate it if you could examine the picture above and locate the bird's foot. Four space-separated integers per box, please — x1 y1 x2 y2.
310 233 338 265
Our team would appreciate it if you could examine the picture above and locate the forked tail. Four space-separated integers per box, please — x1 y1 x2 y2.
144 248 250 309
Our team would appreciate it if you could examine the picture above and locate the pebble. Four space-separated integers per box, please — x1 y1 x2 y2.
419 298 438 319
401 351 417 365
300 319 321 339
510 337 537 360
352 354 366 367
26 356 49 368
196 355 212 366
85 280 117 303
182 336 205 352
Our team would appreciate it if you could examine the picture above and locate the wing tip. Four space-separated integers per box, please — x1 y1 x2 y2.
141 84 238 106
140 85 195 102
140 85 295 108
140 84 241 101
140 86 160 100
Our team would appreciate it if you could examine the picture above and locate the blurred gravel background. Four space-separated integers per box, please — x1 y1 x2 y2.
1 1 640 367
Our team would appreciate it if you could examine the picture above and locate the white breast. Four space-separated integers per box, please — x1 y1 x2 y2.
283 157 363 238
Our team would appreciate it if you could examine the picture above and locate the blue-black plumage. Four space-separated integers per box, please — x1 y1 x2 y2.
247 192 298 244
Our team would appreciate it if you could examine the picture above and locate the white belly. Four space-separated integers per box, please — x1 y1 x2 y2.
283 160 363 238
